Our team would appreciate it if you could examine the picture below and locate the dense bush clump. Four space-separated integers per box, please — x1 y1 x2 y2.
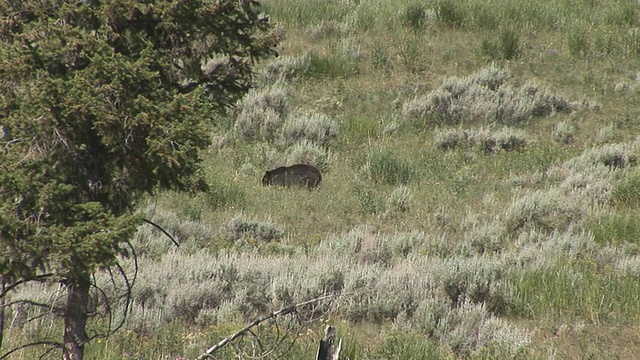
402 65 580 127
285 139 332 171
234 85 290 141
564 142 638 171
258 54 311 84
552 120 578 144
221 214 284 244
434 127 527 153
281 112 339 146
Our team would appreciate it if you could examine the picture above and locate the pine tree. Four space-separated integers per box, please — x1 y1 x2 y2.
0 1 277 359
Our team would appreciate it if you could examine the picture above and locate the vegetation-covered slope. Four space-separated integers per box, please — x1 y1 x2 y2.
6 0 640 358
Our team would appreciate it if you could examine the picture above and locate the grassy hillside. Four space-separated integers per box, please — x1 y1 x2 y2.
6 0 640 359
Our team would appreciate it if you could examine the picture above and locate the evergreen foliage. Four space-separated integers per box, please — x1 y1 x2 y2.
0 0 277 358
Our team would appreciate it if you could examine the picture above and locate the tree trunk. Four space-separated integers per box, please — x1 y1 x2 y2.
63 273 90 360
316 325 341 360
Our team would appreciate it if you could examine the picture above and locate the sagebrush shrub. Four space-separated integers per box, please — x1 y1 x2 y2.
593 123 619 144
221 214 284 243
434 127 527 152
235 107 283 141
477 127 527 153
168 281 227 323
387 232 427 258
402 65 580 127
551 141 640 207
281 112 338 146
464 63 510 91
503 189 583 237
308 18 356 40
140 204 217 246
258 54 310 84
344 227 393 266
552 120 577 144
318 228 429 262
465 223 506 255
564 142 639 171
134 210 185 257
237 85 289 117
402 87 474 126
518 82 576 116
434 128 474 150
557 164 615 204
436 301 490 355
285 139 332 171
429 256 505 309
413 297 453 337
234 85 289 141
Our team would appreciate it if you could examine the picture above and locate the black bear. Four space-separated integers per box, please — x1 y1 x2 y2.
262 164 322 189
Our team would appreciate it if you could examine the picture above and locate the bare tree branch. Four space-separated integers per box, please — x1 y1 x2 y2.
0 299 60 311
0 273 56 298
88 241 138 342
195 292 341 360
142 218 179 247
0 340 63 359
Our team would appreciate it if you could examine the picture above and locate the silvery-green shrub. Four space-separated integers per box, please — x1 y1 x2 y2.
281 112 338 146
503 189 583 237
434 128 474 150
285 139 332 171
258 54 311 84
435 127 526 152
594 123 619 145
552 120 578 144
564 142 638 172
402 65 580 127
234 85 289 141
221 214 284 243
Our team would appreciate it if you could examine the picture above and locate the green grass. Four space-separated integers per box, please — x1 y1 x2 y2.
305 51 360 79
587 211 640 245
360 148 415 185
509 262 640 324
611 168 640 207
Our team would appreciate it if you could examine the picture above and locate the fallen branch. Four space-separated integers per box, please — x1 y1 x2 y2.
195 292 339 360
